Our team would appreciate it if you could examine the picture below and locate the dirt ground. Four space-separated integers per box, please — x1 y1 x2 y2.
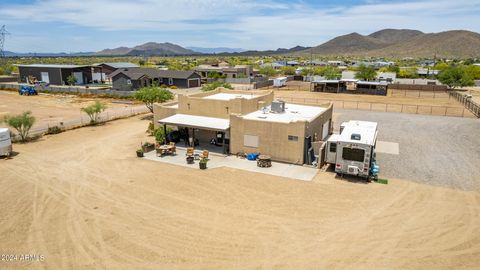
0 90 143 130
1 116 479 269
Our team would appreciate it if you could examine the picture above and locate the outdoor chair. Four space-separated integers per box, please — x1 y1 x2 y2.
169 142 176 155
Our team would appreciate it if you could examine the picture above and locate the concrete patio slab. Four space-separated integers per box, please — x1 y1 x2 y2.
143 149 318 181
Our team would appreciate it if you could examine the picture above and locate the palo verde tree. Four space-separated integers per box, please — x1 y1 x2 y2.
437 66 474 89
354 64 377 81
133 86 174 113
81 101 107 125
3 111 36 142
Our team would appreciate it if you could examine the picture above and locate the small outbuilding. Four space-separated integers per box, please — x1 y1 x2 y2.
17 64 92 85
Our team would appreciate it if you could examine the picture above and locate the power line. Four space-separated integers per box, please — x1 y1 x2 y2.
0 25 11 65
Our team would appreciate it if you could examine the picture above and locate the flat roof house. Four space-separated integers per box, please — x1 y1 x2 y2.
110 67 201 91
17 64 92 85
154 88 333 164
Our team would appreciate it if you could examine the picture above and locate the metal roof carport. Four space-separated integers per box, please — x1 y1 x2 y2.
158 114 230 153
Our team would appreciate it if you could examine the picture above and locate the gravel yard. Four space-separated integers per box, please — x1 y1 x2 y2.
334 109 480 190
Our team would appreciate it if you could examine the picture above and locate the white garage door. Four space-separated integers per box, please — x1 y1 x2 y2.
40 72 50 83
322 120 330 140
73 72 83 85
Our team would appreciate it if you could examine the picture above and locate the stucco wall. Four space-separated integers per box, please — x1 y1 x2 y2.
176 88 273 119
305 103 333 141
230 115 307 164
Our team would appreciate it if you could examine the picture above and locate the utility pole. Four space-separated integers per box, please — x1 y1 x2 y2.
0 25 11 66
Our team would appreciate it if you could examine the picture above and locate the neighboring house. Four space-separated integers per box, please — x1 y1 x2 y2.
376 72 397 83
417 68 439 77
195 64 253 80
341 71 356 80
17 64 92 85
154 89 333 165
302 60 327 66
110 67 201 91
259 62 285 70
94 62 139 83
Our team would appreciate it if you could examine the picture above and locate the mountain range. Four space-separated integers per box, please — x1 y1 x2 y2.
5 29 480 58
302 29 480 58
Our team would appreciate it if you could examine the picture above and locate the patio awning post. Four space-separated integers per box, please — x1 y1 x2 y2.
163 124 167 145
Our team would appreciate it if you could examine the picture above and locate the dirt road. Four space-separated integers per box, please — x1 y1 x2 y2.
1 116 479 269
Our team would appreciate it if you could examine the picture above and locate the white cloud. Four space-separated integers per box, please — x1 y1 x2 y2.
1 0 480 50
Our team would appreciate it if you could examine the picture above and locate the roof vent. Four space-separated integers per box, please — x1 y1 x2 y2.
351 133 361 140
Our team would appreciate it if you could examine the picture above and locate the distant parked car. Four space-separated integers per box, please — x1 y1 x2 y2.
19 85 38 96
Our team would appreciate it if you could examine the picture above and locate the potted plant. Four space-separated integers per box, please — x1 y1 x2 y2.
199 158 208 170
136 149 144 157
142 142 155 152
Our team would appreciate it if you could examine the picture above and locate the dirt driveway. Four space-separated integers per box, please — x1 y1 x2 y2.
0 90 146 131
1 116 479 269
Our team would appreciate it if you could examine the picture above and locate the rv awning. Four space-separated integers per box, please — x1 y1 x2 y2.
158 114 230 131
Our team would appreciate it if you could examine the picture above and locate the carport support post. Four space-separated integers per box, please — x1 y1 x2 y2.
222 132 226 154
163 124 167 145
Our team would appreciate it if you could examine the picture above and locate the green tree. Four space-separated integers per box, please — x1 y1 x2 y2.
66 74 77 85
153 127 173 144
3 111 36 142
437 66 474 89
81 101 107 124
398 68 418 78
322 66 340 80
354 64 377 81
133 86 174 113
464 65 480 80
202 81 233 92
258 66 278 77
281 66 296 76
434 62 449 71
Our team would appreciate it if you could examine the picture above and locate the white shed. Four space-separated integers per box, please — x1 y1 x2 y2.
273 77 287 87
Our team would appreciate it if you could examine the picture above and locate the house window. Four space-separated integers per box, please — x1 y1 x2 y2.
288 135 298 141
127 79 132 85
168 78 173 85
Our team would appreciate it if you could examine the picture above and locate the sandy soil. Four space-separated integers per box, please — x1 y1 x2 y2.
0 90 142 130
1 116 479 269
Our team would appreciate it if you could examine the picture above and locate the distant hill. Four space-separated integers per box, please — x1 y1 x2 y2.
368 29 424 43
187 47 245 54
308 32 388 55
219 45 311 56
302 29 480 58
367 30 480 58
96 42 196 56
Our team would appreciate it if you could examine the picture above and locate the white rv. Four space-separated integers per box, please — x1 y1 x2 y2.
325 121 379 179
0 128 12 157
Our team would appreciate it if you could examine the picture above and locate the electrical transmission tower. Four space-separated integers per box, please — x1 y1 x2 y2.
0 25 11 65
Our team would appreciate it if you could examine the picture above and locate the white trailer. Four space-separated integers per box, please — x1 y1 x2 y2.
0 128 12 157
325 121 379 179
273 77 287 87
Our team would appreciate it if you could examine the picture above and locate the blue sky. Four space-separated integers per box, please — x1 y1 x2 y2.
1 0 480 53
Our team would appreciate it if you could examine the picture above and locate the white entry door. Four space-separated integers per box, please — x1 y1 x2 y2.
322 120 330 140
40 72 50 83
73 72 84 85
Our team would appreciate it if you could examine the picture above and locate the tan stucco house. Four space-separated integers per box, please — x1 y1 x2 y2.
154 88 333 165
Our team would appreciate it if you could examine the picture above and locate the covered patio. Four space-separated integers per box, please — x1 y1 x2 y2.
158 114 230 154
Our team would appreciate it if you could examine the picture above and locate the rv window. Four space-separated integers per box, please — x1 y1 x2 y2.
330 143 336 152
342 148 364 162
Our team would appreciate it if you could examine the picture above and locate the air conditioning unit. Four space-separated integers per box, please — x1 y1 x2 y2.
271 100 286 113
347 165 359 175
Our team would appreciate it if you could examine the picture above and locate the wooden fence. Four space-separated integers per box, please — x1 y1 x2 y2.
279 96 474 118
449 91 480 118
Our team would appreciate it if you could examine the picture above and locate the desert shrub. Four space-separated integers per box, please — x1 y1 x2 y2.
81 101 107 124
153 127 173 143
3 111 36 142
202 81 233 92
169 85 178 89
46 126 63 135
